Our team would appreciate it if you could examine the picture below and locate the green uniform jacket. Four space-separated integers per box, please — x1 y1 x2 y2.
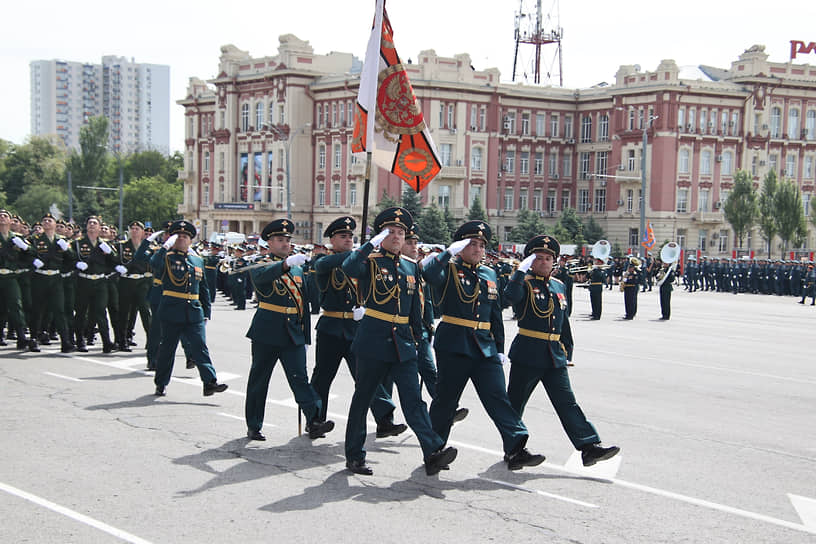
422 251 505 359
246 257 311 346
29 233 75 271
74 236 117 275
150 247 211 323
504 270 573 368
342 242 423 363
0 231 33 270
314 251 359 341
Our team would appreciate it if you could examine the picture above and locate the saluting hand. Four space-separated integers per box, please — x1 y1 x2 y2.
517 254 536 273
369 228 390 249
447 238 470 256
147 230 163 243
163 234 178 250
285 253 309 268
420 252 439 268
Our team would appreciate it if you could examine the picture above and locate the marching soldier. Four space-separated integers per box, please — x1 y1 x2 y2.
0 209 36 351
799 263 816 305
148 220 228 397
229 244 248 310
28 212 75 352
423 220 544 471
202 242 220 303
622 257 641 320
115 221 152 352
588 256 606 320
244 219 334 441
73 216 118 353
504 235 620 467
553 254 574 316
342 207 457 476
310 216 407 437
658 260 676 320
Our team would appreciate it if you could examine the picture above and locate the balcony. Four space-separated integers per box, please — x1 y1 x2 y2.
694 211 724 224
438 165 467 179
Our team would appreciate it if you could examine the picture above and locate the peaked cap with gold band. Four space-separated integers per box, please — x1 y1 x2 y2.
324 216 356 238
406 223 420 240
261 218 295 240
524 234 560 258
452 220 492 243
373 206 413 233
169 220 196 238
128 220 145 229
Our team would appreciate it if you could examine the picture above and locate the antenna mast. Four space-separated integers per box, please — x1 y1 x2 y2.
512 0 563 86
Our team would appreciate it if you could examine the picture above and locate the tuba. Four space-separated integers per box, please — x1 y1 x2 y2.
591 240 611 262
656 242 681 286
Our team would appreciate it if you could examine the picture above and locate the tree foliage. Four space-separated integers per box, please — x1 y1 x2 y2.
11 184 68 221
400 187 422 221
723 170 758 249
582 215 605 244
1 136 67 203
757 169 778 258
122 176 183 226
774 177 806 252
417 203 450 244
552 208 586 245
509 208 546 243
467 195 487 221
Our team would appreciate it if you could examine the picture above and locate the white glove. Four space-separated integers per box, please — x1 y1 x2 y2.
370 228 390 248
147 230 163 242
420 253 439 268
76 261 89 271
447 239 470 256
33 258 44 269
285 253 309 268
498 353 509 364
352 306 366 321
518 254 536 273
115 265 128 275
99 241 112 254
56 239 69 251
12 236 28 250
163 234 178 250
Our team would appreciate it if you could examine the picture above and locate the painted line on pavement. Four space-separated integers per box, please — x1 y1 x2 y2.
43 372 83 382
0 481 153 544
479 477 598 508
218 412 277 428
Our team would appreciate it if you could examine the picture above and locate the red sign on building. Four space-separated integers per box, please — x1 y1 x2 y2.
790 40 816 60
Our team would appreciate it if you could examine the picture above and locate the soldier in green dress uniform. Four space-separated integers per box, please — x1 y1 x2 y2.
310 216 406 436
73 216 118 353
28 212 75 352
243 219 334 442
115 221 152 352
149 220 228 397
423 220 544 471
504 234 620 467
0 209 36 351
342 207 457 476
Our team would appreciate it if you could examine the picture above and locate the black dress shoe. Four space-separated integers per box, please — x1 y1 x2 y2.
38 333 51 345
346 459 373 475
154 386 166 396
581 443 620 467
376 421 408 438
102 343 114 354
28 340 41 353
425 446 458 475
0 338 7 346
505 447 546 470
306 420 335 439
76 343 88 353
247 429 266 441
186 359 196 369
453 407 469 423
118 342 132 352
145 365 156 372
203 381 228 396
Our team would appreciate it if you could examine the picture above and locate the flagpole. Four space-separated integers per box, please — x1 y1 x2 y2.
360 152 372 242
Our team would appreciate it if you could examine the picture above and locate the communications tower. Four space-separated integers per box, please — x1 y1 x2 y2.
512 0 563 86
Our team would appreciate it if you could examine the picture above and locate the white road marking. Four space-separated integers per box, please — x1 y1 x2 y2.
479 477 599 508
0 480 153 544
217 412 276 428
789 493 816 529
43 372 83 382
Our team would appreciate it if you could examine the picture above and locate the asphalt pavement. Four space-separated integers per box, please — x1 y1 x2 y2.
1 284 815 543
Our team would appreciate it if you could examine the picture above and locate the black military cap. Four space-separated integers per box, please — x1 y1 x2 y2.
452 220 492 243
161 220 173 231
169 220 196 238
0 209 9 217
86 215 101 225
406 223 420 240
374 206 413 233
262 218 295 240
324 216 356 238
42 212 56 221
129 220 145 229
524 234 560 258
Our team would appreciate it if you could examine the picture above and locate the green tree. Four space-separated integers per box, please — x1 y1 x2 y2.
1 136 67 205
400 187 422 222
810 197 816 230
757 170 778 258
418 203 450 244
122 176 183 226
774 177 806 252
68 116 111 219
12 183 68 221
509 208 546 242
123 150 178 184
552 208 586 245
442 205 458 235
467 195 487 221
582 216 605 243
723 170 758 249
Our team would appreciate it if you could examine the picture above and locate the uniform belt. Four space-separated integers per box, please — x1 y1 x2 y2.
440 315 491 330
61 272 74 278
518 328 561 341
78 273 106 280
122 273 147 279
162 290 199 300
365 308 409 324
34 269 61 276
322 310 354 319
0 268 16 275
152 278 162 286
259 301 299 314
205 265 216 270
144 272 153 277
590 282 603 285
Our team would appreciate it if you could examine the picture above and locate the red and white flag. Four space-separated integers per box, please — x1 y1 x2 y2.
351 0 441 193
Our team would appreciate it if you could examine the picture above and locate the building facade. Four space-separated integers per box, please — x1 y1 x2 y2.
30 57 170 154
178 38 816 255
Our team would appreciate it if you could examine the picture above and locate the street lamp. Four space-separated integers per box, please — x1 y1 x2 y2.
640 115 658 258
266 122 311 220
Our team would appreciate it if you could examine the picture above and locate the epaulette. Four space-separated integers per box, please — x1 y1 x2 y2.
367 252 383 259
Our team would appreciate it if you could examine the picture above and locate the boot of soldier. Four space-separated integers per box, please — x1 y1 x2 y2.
38 331 52 345
101 330 115 354
74 331 88 352
0 330 6 346
60 330 75 353
8 328 17 340
15 327 30 351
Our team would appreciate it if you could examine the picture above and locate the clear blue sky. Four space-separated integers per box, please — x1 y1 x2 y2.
0 0 809 152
